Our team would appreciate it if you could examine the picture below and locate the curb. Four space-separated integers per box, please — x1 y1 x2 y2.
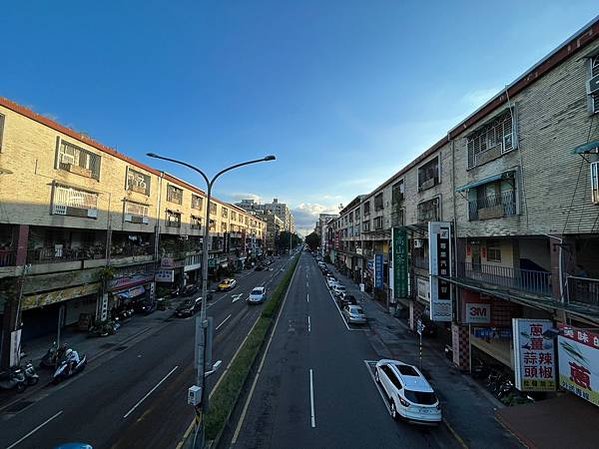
495 413 532 449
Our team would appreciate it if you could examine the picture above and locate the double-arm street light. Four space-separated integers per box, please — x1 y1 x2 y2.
147 152 275 447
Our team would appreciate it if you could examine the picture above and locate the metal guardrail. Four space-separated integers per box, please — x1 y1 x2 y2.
0 249 16 267
567 275 599 309
27 246 107 264
459 261 551 296
468 190 517 221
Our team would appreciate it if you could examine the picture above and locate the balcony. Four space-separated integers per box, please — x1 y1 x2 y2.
110 244 153 259
459 261 551 296
567 276 599 310
28 245 106 264
0 249 16 267
468 190 517 221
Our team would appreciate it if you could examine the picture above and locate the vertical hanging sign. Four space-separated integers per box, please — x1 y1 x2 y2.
392 227 409 298
428 221 452 322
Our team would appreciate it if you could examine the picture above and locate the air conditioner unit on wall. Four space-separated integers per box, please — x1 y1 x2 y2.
414 239 424 249
586 74 599 96
591 161 599 204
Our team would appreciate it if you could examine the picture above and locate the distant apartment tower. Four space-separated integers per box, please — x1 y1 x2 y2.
236 198 295 233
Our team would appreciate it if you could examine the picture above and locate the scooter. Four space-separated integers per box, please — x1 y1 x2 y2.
23 361 39 386
0 366 27 393
40 342 69 369
52 354 87 384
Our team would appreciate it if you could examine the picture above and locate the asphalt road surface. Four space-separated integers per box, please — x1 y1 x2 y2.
228 253 460 449
0 256 293 449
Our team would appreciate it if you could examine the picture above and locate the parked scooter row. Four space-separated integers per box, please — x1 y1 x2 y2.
0 361 39 393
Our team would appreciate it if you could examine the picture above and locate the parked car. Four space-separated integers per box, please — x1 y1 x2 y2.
339 294 358 308
343 305 367 324
133 299 156 314
332 284 347 297
375 359 442 424
218 278 237 291
326 277 338 288
182 284 200 297
247 286 267 304
176 297 202 317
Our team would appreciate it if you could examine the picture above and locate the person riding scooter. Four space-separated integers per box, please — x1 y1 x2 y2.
65 348 80 374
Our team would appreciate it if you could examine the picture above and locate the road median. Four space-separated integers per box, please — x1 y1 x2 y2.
179 254 300 448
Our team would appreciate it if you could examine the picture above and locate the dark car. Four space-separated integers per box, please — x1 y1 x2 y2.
176 297 202 317
339 294 358 308
182 284 200 297
133 299 156 314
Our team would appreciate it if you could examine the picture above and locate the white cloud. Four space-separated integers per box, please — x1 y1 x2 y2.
292 202 338 236
229 192 263 203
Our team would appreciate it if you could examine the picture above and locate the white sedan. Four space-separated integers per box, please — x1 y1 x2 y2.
375 359 441 424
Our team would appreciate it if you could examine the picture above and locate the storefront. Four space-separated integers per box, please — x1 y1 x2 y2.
20 282 101 340
107 263 155 317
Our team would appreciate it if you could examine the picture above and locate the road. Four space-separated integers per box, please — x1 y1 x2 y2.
0 256 293 449
229 253 460 449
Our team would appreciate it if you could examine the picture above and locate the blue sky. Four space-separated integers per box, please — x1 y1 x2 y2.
1 1 597 234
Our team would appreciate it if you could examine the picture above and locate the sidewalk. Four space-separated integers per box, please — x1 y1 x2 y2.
328 264 523 449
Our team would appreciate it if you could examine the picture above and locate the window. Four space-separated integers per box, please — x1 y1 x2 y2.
362 220 371 232
467 110 515 168
363 201 371 216
245 216 249 225
57 140 101 180
209 219 216 231
354 209 360 220
468 173 517 221
418 157 440 191
222 207 228 218
221 222 227 232
592 161 599 204
589 55 599 114
0 113 4 152
374 193 384 211
124 201 149 224
191 194 203 210
191 215 202 230
231 211 237 221
210 203 217 215
381 366 403 390
486 240 501 262
52 184 99 218
374 216 384 230
126 168 151 195
167 185 183 204
417 197 440 222
166 210 181 228
392 180 404 206
404 390 437 405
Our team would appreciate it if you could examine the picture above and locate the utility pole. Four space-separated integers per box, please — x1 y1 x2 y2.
147 153 275 448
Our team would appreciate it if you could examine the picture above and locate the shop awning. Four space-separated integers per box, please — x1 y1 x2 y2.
571 140 599 154
455 173 503 192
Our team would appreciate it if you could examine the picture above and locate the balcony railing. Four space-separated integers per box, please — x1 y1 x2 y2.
468 190 517 221
110 244 153 258
567 276 599 309
28 245 106 264
459 261 551 296
0 249 16 267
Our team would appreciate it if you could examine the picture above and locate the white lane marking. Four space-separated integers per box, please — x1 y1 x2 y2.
307 315 311 333
216 313 232 331
123 365 179 419
306 293 309 303
306 281 309 289
322 276 365 332
231 293 244 303
363 360 392 415
231 258 300 444
207 293 228 309
6 411 63 449
309 369 316 428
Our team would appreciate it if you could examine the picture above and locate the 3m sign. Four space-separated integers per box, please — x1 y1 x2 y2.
465 303 491 324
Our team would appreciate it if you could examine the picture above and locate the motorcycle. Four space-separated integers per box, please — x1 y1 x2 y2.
23 361 39 386
40 341 69 369
89 319 119 337
52 354 87 384
0 366 27 393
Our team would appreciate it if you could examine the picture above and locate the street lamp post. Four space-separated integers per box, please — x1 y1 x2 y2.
147 152 275 448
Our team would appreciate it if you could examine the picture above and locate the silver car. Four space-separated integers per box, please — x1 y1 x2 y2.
343 305 367 324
